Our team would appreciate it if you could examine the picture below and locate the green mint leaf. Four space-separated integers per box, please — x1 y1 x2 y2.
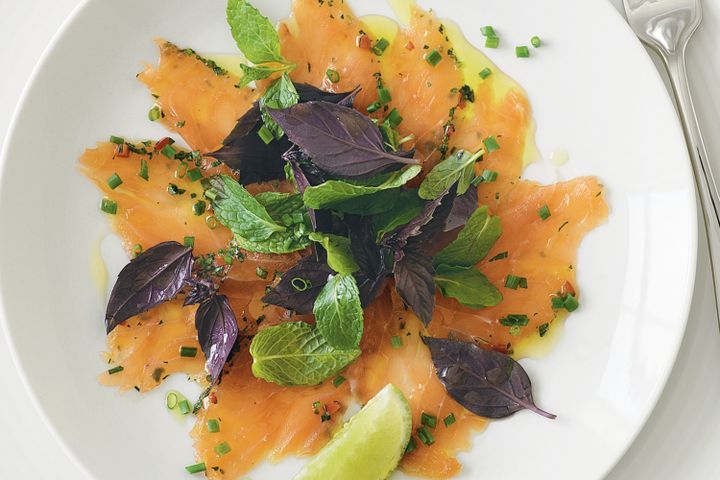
303 165 422 210
249 322 360 386
260 74 300 139
314 274 364 349
434 264 502 309
418 150 482 200
205 175 286 242
226 0 285 64
370 189 426 239
236 64 282 88
234 231 311 254
255 191 308 226
433 206 501 267
308 233 359 275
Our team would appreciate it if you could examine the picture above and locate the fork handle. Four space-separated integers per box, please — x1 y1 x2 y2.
665 50 720 323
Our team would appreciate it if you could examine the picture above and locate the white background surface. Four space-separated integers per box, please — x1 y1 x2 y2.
0 0 718 478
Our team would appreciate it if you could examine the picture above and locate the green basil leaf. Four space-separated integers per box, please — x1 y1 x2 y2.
236 64 284 88
308 233 359 275
260 74 299 139
303 166 422 210
418 150 482 200
370 189 426 239
226 0 285 64
205 175 286 242
434 264 502 309
314 274 364 349
250 321 360 386
433 206 501 267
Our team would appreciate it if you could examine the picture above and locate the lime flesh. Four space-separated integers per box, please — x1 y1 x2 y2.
294 384 412 480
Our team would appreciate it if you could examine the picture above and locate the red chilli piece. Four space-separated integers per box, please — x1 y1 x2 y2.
561 281 576 297
326 400 343 415
405 41 415 51
115 143 130 158
208 392 218 405
457 93 467 110
356 34 372 50
154 137 172 151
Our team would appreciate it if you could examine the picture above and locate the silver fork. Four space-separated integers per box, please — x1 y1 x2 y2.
624 0 720 324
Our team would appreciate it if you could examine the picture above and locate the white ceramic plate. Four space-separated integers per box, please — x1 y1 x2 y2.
0 0 696 478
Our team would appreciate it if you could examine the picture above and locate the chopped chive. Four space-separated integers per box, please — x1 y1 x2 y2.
417 426 435 445
291 277 311 291
480 26 496 37
138 158 149 181
312 401 322 412
537 205 551 220
471 175 484 187
256 267 268 279
148 106 162 121
387 108 403 128
425 50 442 66
377 87 392 104
539 323 550 337
483 136 500 153
421 412 437 429
178 399 191 415
391 335 403 349
132 244 143 257
107 173 123 190
482 169 498 182
509 325 522 336
551 296 566 309
166 392 178 409
192 200 206 216
366 101 382 113
516 45 530 58
531 36 542 48
214 441 231 456
332 375 346 388
518 277 528 289
175 120 186 128
326 69 341 83
404 437 417 455
488 251 508 262
505 275 521 289
107 365 124 375
160 144 177 159
258 125 274 145
185 463 206 474
100 198 118 215
109 135 125 144
485 36 500 48
180 346 198 358
207 419 220 433
500 314 530 327
167 183 186 196
186 168 203 182
183 236 195 248
372 37 390 56
206 216 219 229
564 293 579 312
321 412 331 422
479 67 493 79
443 413 456 427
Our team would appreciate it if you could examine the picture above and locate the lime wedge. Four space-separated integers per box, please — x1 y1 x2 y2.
294 384 412 480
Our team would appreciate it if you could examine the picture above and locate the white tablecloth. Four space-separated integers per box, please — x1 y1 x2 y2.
1 0 718 478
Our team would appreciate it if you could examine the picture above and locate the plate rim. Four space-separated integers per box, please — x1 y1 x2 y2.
0 0 698 478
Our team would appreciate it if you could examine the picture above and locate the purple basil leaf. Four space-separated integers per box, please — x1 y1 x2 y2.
105 241 194 333
445 186 478 232
295 83 360 107
183 278 217 306
195 294 239 383
208 84 356 185
261 255 334 314
425 337 557 419
209 103 290 185
381 190 449 257
268 101 418 179
393 247 436 326
346 215 391 306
